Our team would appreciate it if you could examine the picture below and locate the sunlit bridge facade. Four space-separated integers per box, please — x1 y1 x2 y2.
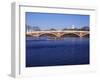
26 30 89 40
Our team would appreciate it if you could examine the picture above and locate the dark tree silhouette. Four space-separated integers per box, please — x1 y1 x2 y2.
26 24 41 31
80 26 89 31
26 24 32 32
32 26 41 31
49 28 56 31
62 28 68 31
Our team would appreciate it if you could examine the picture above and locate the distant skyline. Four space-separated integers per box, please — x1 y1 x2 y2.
26 12 89 30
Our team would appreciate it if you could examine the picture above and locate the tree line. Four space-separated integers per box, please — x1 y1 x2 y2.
26 25 89 32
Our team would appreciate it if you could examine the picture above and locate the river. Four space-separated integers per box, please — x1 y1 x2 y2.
26 37 89 67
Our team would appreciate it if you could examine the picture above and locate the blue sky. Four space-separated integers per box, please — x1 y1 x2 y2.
26 12 89 30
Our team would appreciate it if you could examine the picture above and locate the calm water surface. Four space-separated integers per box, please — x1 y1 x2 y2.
26 37 89 67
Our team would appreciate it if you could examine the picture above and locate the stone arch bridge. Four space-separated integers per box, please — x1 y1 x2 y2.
26 31 89 38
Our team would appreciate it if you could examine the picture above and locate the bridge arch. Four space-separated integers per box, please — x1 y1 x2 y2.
60 33 80 38
82 33 89 37
38 33 58 38
26 34 33 37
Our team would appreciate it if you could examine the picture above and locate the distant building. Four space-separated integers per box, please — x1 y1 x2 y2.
71 25 75 29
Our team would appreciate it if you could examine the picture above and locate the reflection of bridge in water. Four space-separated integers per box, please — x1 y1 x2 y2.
26 30 89 39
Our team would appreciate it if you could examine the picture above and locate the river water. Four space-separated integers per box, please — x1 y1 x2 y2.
26 37 89 67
